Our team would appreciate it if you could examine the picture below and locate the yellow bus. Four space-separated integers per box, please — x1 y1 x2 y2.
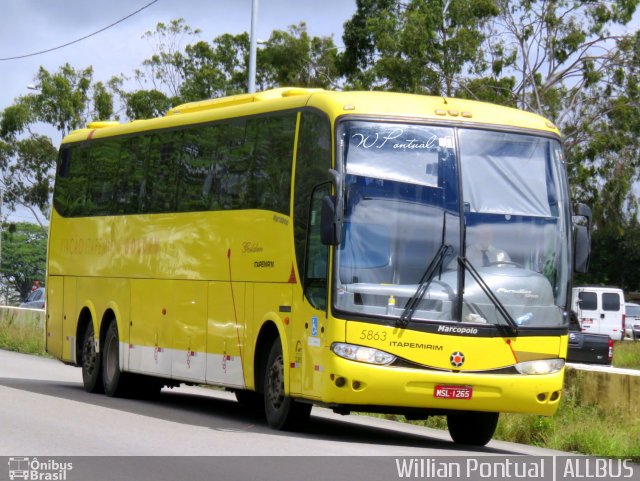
46 87 590 446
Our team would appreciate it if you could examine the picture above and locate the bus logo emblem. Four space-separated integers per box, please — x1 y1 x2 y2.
450 351 465 368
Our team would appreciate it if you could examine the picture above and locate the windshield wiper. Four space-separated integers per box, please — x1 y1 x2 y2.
398 243 453 328
457 256 519 335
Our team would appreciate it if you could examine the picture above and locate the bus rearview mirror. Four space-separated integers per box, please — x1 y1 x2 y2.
572 203 591 274
321 195 341 246
573 224 590 273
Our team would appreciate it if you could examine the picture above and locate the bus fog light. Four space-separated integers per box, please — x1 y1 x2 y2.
331 343 396 365
515 359 564 375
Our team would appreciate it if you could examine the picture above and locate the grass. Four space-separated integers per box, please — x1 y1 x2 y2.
612 340 640 369
0 310 47 355
494 381 640 458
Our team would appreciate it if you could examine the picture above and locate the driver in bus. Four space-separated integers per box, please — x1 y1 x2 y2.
465 223 511 267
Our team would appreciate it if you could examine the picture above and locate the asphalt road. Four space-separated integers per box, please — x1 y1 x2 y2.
0 349 569 481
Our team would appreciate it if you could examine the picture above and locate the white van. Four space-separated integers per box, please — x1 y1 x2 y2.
571 287 626 341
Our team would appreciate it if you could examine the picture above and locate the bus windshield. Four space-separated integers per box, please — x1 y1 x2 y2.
334 120 570 329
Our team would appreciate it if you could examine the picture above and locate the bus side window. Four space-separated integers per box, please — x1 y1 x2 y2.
146 132 181 213
54 145 93 217
90 138 122 216
119 136 150 214
176 125 214 213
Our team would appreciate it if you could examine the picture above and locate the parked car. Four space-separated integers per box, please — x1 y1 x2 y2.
571 286 625 341
19 287 45 309
566 311 613 365
625 302 640 340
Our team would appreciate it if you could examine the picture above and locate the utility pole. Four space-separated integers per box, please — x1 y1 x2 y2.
248 0 258 93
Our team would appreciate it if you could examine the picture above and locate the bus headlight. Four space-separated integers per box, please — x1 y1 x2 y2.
515 359 565 375
331 343 396 365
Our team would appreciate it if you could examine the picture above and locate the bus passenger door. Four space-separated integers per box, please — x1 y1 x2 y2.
291 184 330 398
290 108 333 398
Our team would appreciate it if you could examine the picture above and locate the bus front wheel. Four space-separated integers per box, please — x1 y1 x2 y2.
447 411 499 446
81 322 104 393
263 340 311 430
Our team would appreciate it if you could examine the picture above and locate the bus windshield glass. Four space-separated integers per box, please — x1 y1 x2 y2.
334 121 570 329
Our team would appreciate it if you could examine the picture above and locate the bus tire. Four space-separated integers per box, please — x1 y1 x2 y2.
264 340 311 430
102 319 132 397
81 322 104 394
447 411 499 446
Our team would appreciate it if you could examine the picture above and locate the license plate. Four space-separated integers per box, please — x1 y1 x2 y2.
434 385 473 400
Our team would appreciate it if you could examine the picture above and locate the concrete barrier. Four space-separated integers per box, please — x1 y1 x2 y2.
0 306 45 329
565 364 640 419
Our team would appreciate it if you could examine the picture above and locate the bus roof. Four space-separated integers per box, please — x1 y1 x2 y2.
63 87 560 144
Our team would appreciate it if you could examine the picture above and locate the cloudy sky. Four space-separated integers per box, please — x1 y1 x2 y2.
0 0 356 223
0 0 355 115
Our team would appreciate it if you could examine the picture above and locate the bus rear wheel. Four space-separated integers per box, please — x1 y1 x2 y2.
447 411 499 446
102 320 132 397
263 340 311 430
81 322 103 393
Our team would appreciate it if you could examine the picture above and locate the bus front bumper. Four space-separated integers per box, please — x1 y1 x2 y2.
319 356 564 416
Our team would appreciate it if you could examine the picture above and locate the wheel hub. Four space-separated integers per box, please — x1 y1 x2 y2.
267 354 285 409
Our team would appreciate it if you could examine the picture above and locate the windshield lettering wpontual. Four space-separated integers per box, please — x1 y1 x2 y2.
333 120 570 329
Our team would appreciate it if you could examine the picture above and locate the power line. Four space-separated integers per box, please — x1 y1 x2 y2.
0 0 160 61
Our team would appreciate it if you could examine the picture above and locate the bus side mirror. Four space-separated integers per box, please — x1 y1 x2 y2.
321 195 341 246
573 203 591 273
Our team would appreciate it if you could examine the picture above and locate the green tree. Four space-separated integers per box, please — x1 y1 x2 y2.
126 19 341 106
0 222 47 302
113 19 247 106
340 0 500 94
135 18 201 98
259 23 340 89
0 135 57 229
28 63 112 135
487 1 640 228
0 63 110 226
180 32 252 100
567 29 640 229
493 0 638 117
123 89 174 120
